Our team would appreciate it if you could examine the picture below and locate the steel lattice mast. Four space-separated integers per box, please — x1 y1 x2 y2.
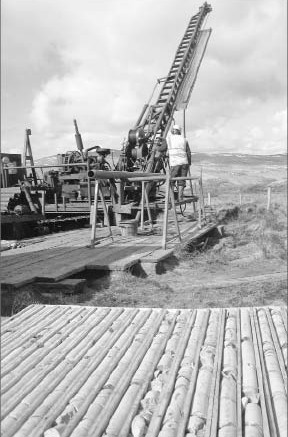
128 3 212 152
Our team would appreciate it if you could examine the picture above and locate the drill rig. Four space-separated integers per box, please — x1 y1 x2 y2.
116 2 212 176
56 2 212 213
103 1 212 209
8 2 212 223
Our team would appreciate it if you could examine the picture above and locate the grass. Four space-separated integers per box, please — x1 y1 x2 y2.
73 199 286 309
3 184 287 315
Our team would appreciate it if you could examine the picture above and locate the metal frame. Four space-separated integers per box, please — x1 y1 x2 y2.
88 170 204 249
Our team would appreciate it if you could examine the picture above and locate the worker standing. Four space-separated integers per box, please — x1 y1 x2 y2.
166 124 191 201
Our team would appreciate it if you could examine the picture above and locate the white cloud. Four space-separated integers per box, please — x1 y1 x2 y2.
189 105 287 155
2 0 287 157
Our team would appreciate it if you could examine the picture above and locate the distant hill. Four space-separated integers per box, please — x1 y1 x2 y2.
190 152 286 166
35 152 287 190
188 153 287 189
35 151 286 167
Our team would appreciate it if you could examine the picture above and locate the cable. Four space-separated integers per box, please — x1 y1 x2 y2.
180 202 187 216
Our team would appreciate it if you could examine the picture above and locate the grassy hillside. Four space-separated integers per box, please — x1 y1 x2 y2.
190 153 286 189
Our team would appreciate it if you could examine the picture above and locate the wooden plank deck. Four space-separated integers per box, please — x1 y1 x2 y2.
1 218 217 288
1 305 287 437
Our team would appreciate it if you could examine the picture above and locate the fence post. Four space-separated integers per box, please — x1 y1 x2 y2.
267 186 271 211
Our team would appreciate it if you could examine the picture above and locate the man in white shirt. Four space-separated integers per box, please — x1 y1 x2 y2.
166 124 191 201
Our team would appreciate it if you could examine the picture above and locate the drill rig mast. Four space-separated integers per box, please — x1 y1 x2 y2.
117 2 212 174
43 3 212 215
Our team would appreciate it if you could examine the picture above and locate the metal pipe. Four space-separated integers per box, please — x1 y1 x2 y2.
73 119 84 152
87 169 160 180
129 176 200 182
1 163 88 170
88 169 199 182
183 109 186 137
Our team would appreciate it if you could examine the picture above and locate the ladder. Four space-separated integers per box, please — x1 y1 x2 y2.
136 2 212 145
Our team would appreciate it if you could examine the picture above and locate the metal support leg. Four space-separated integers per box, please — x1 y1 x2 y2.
141 181 145 230
54 193 58 212
162 175 170 250
188 168 196 213
90 180 99 247
99 185 114 241
144 189 153 230
41 191 46 216
169 184 181 242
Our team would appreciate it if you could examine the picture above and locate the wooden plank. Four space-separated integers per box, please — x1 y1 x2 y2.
33 279 87 293
1 246 102 287
205 309 226 437
0 228 119 268
236 307 243 437
1 306 287 436
1 228 91 255
30 246 133 282
179 222 217 247
265 308 287 393
1 214 43 224
1 247 87 276
0 235 156 287
89 253 148 272
250 308 276 437
1 218 207 287
140 248 174 264
34 244 155 281
1 275 35 289
176 309 210 437
86 247 156 271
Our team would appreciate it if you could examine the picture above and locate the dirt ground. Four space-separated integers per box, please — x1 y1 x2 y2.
8 188 287 315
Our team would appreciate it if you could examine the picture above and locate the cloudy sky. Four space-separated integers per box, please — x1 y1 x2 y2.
2 0 287 158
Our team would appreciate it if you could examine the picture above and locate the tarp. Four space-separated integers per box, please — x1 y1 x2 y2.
175 28 212 111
